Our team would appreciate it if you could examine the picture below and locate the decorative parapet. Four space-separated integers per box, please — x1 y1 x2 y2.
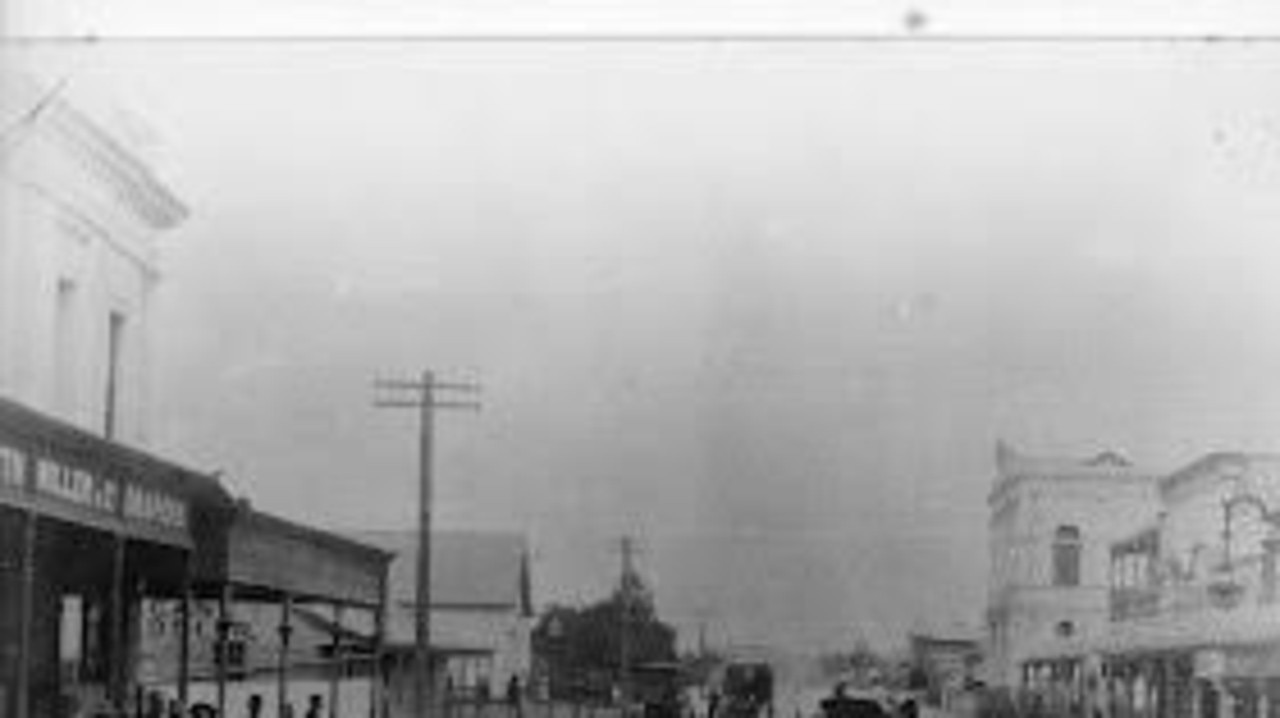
990 440 1157 505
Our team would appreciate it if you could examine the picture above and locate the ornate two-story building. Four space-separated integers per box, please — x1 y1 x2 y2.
1091 452 1280 718
986 442 1160 689
991 447 1280 718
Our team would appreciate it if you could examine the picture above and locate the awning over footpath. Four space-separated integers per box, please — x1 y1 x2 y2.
1089 605 1280 656
192 502 394 607
0 396 232 549
0 397 392 607
1022 605 1280 663
1020 638 1097 663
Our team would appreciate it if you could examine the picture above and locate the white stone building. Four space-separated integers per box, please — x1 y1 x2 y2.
0 69 188 444
986 447 1280 718
0 68 204 718
985 442 1160 688
1 71 396 718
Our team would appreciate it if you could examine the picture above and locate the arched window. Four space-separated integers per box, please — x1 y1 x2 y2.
1053 525 1082 587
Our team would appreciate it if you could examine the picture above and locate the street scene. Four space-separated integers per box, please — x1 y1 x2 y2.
5 8 1280 718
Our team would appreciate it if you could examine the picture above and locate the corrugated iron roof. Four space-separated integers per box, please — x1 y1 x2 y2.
381 604 506 652
354 530 530 610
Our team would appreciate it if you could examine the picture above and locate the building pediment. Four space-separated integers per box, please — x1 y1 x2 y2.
2 72 188 232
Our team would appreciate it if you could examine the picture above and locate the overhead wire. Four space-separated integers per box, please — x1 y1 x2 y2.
0 75 70 148
1 31 1279 44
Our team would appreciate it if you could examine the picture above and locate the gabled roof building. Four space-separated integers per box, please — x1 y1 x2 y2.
355 530 535 714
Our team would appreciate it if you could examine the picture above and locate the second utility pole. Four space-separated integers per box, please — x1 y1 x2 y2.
375 371 481 718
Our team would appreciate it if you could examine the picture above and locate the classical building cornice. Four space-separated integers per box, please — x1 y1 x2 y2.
3 73 189 232
37 94 189 230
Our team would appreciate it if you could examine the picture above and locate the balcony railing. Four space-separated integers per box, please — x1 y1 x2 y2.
1109 553 1273 621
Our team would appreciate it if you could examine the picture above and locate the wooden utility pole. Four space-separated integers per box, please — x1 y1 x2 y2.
375 372 481 718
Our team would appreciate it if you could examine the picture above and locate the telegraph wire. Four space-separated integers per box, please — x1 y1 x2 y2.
0 32 1279 45
0 75 70 146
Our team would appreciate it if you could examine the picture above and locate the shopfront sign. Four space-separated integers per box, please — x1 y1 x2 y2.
36 459 118 513
0 440 189 535
122 483 188 530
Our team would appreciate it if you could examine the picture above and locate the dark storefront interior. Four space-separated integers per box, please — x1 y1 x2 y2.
1 401 394 718
0 509 193 718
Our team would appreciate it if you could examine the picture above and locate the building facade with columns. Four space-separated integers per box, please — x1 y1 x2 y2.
0 70 188 446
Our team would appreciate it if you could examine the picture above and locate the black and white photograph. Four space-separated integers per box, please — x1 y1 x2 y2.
4 5 1280 718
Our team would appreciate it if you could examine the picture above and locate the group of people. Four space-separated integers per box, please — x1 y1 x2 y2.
818 685 918 718
177 692 329 718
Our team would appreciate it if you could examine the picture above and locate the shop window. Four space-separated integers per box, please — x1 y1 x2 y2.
1053 525 1082 587
214 638 247 673
59 596 83 667
59 595 109 684
228 640 245 670
147 601 170 637
0 446 23 490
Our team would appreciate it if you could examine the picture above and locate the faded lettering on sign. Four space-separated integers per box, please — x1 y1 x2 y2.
36 459 118 513
123 484 188 531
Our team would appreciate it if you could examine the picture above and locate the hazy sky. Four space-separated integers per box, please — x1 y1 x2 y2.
10 3 1280 653
9 0 1280 36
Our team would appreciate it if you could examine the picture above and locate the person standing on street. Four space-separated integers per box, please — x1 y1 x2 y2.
507 675 524 718
820 684 855 718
